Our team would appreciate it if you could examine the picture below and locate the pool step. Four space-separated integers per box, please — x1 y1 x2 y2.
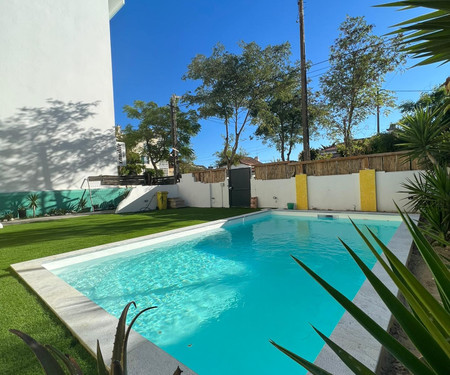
168 197 186 208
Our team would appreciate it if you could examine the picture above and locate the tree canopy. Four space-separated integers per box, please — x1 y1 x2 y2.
320 16 405 155
121 100 200 171
183 41 295 170
252 71 325 161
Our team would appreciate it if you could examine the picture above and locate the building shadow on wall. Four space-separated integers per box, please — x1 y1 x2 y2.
0 99 116 211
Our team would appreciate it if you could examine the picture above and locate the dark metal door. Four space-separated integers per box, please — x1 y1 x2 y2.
229 168 251 207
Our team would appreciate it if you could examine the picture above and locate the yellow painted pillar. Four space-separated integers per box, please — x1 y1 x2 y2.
295 174 308 210
359 169 377 212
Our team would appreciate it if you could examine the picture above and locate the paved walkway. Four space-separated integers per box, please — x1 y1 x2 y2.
1 210 116 226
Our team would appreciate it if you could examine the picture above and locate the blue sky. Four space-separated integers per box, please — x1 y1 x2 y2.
110 0 448 166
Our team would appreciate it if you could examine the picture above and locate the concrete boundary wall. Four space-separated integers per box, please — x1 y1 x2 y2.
177 169 422 213
178 173 228 208
308 173 361 211
251 178 296 209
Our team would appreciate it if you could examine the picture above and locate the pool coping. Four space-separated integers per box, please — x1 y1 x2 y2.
11 209 417 374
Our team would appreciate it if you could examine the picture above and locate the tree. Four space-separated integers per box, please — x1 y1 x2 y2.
378 1 450 66
320 16 405 156
121 101 200 172
183 41 294 170
214 148 248 168
399 86 450 116
252 76 324 161
115 125 145 175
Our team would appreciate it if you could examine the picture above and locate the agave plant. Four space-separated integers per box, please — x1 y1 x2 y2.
77 197 88 212
26 193 40 218
395 106 450 168
401 165 450 244
11 302 183 375
272 207 450 374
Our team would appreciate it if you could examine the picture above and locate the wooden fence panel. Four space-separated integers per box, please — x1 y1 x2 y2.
193 169 226 183
286 164 297 178
368 156 383 171
254 165 266 180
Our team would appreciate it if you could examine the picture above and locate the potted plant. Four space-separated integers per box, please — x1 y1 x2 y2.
26 193 39 218
17 206 27 219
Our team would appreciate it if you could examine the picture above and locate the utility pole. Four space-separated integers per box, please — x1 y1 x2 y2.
376 89 380 134
170 94 179 184
298 0 310 161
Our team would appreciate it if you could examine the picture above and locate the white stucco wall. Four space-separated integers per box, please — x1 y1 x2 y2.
251 177 296 209
178 173 229 208
0 0 120 192
116 185 178 213
376 170 422 212
160 170 420 213
308 174 361 211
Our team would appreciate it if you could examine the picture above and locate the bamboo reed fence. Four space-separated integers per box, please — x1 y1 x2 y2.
190 152 420 183
192 168 227 183
254 151 420 180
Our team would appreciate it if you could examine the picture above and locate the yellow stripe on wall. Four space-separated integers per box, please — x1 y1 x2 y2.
295 174 308 210
360 169 377 212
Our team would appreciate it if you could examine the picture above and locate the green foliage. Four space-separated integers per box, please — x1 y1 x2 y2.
333 133 401 156
26 194 39 218
215 148 248 168
178 162 206 173
77 198 88 212
183 41 294 169
377 1 450 66
401 165 450 244
320 16 405 155
1 211 14 221
395 106 450 168
273 209 450 374
299 148 332 161
142 168 164 184
367 132 401 153
399 86 450 116
118 151 145 176
252 76 325 161
121 101 200 171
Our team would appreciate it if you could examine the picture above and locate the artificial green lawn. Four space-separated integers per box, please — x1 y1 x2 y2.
0 208 257 375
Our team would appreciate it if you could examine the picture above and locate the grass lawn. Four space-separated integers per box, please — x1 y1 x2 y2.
0 208 257 375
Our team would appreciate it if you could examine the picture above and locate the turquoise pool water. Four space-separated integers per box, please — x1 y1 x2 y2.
51 212 400 374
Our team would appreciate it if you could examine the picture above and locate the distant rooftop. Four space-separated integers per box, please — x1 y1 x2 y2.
239 156 263 166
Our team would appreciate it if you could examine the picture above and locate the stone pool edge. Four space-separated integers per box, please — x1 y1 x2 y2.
10 209 267 375
311 214 419 374
10 210 416 374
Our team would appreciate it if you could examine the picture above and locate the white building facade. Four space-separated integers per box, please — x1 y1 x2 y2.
0 0 126 216
0 0 124 193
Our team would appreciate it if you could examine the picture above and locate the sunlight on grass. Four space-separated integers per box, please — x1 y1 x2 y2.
0 208 256 374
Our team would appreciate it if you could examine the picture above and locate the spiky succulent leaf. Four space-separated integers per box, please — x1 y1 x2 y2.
339 236 450 371
311 326 376 375
270 340 333 375
290 256 434 374
123 306 157 373
46 345 83 375
9 329 66 375
96 340 109 375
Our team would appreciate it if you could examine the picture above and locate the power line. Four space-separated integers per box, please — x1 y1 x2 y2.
386 89 435 92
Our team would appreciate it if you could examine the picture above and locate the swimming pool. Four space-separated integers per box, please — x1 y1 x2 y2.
42 211 401 375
